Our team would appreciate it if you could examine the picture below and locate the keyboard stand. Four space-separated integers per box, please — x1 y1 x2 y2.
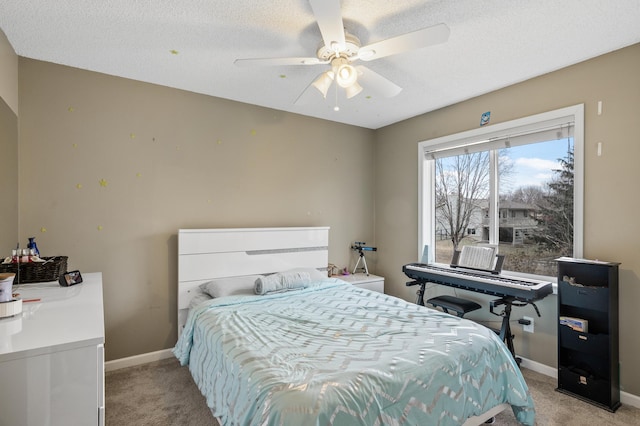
490 297 541 366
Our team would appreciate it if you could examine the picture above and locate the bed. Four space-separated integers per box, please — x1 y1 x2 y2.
174 227 535 425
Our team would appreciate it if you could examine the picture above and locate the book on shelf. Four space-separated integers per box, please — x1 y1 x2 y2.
560 316 589 332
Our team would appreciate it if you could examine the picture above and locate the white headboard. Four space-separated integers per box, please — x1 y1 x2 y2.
177 227 330 336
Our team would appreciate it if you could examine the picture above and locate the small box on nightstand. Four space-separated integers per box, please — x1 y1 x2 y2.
333 273 384 293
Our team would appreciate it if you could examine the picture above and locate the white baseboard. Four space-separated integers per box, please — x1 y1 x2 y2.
105 348 174 372
519 356 640 410
519 357 557 379
621 389 640 409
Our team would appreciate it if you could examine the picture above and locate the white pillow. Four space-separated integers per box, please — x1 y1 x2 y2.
189 288 214 308
200 275 264 298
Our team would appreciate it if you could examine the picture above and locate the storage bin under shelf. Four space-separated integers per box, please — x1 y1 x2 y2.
557 367 620 412
558 280 609 312
559 326 609 360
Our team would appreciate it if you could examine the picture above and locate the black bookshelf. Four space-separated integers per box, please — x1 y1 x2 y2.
555 257 620 412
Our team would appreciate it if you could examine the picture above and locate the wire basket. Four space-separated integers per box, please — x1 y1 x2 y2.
0 256 68 284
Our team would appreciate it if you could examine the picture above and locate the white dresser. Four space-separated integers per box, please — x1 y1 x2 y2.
0 272 105 426
334 273 384 293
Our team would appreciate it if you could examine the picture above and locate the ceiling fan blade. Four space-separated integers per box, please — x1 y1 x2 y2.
357 23 450 61
234 57 328 67
355 65 402 98
309 0 346 51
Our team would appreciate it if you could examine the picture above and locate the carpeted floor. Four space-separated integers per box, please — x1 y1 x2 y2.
106 357 640 425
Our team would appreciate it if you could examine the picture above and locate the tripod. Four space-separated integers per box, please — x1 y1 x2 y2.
352 248 370 275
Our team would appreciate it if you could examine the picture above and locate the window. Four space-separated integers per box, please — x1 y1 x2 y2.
418 105 584 279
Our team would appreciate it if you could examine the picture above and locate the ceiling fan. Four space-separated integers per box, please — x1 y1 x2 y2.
234 0 450 107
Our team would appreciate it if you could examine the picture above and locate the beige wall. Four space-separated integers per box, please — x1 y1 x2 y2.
18 58 376 361
0 28 18 255
0 28 18 115
375 43 640 396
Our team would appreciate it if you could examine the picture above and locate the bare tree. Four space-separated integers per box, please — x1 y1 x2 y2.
506 185 546 205
435 152 490 249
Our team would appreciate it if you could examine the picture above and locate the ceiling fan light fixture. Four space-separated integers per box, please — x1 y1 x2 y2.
331 58 357 88
345 81 363 99
312 71 334 98
337 64 357 87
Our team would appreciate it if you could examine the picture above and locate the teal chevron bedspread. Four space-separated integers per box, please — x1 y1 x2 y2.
174 279 535 425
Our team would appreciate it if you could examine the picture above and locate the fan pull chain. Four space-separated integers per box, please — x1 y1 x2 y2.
334 79 340 111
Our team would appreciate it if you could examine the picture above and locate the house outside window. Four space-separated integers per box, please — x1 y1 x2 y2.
418 105 584 279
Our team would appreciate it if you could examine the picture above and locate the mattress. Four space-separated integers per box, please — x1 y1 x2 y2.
174 278 535 425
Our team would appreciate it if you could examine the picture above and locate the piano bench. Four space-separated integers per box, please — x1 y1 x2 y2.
427 295 482 318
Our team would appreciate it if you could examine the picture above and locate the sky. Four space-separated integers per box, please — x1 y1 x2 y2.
500 138 572 191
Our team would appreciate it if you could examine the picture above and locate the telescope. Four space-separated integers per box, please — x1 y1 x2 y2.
351 242 377 275
351 242 377 252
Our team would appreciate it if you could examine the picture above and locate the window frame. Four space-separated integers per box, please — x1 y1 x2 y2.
417 104 584 281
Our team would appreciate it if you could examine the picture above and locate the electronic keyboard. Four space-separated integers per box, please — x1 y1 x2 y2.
402 262 553 303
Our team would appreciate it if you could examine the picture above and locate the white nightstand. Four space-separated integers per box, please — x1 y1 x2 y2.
334 273 384 293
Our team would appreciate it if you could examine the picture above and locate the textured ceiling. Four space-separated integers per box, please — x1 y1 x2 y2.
1 0 639 129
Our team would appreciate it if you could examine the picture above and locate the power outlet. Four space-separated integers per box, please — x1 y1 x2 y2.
523 316 534 333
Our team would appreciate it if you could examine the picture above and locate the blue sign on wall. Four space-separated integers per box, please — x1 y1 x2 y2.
480 111 491 126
